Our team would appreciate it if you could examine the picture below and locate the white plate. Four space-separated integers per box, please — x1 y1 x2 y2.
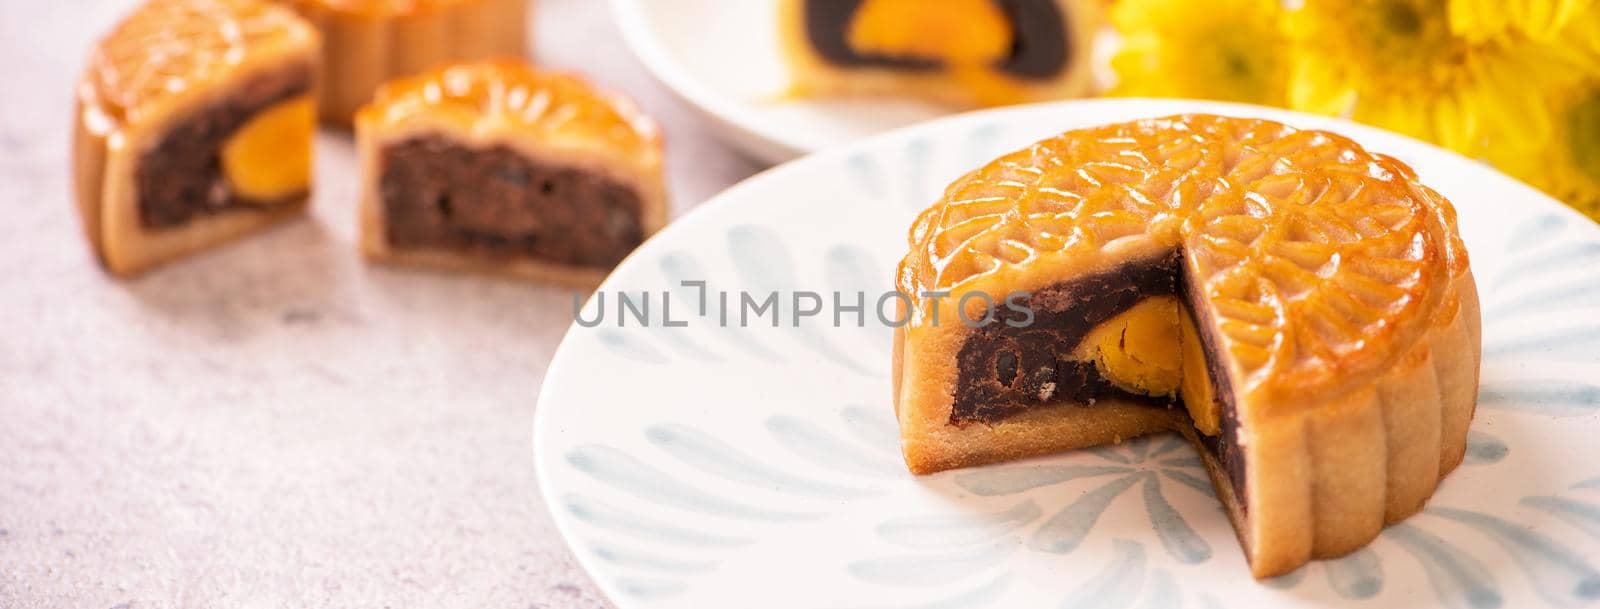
535 99 1600 609
610 0 980 164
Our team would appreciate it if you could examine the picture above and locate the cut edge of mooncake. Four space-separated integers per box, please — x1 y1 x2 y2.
74 0 322 276
354 60 667 286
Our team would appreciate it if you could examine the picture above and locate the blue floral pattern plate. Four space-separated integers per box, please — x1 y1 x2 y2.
535 99 1600 609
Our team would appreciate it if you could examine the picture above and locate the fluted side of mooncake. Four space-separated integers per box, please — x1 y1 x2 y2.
280 0 528 125
892 114 1480 579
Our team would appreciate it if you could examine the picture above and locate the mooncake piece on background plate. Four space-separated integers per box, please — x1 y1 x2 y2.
780 0 1103 107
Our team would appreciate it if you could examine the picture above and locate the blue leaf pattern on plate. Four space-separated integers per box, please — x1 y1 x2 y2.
1479 380 1600 416
1464 430 1510 464
1429 507 1600 604
1263 566 1306 589
1525 496 1600 542
1504 215 1569 252
876 501 1043 549
824 244 893 350
646 423 877 498
563 494 750 548
847 537 1019 586
1325 547 1384 599
613 577 687 600
1492 241 1600 289
566 444 820 521
1159 456 1203 468
1483 326 1600 362
766 415 903 479
840 405 901 453
953 464 1133 496
1160 470 1217 499
1059 539 1145 609
597 330 669 364
903 137 933 209
835 576 1012 609
1142 473 1211 563
1135 568 1181 609
963 123 1003 168
659 252 783 362
589 541 718 575
1031 474 1142 554
1387 523 1503 609
615 289 723 362
847 152 886 200
726 225 880 376
1484 280 1600 319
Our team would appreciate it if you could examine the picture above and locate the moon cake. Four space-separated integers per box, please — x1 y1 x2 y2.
74 0 322 276
780 0 1102 107
278 0 529 125
355 60 667 285
892 114 1481 578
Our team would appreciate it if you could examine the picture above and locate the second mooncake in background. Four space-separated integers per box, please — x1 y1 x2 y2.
356 60 667 285
74 0 321 276
279 0 529 125
780 0 1102 107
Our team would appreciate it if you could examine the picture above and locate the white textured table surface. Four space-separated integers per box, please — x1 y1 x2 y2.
0 1 763 606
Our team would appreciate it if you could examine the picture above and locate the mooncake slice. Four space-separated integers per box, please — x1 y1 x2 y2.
356 60 667 285
893 115 1480 578
74 0 321 276
780 0 1102 107
279 0 529 125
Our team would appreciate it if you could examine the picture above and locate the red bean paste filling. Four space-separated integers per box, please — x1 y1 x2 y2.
379 138 645 269
802 0 1070 80
136 65 313 229
950 250 1247 508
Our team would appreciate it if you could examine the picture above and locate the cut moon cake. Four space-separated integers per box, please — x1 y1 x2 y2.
892 114 1481 578
74 0 322 276
277 0 529 125
356 60 667 285
779 0 1102 107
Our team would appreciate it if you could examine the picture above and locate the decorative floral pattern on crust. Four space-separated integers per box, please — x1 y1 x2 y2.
896 114 1470 395
359 60 661 165
86 0 317 123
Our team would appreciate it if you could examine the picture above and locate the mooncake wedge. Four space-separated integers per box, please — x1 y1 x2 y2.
356 60 667 285
893 114 1481 578
74 0 322 276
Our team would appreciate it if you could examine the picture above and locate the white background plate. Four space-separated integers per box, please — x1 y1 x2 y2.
609 0 986 163
535 99 1600 609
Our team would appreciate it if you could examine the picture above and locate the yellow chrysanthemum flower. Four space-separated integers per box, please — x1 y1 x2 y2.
1109 0 1289 105
1555 2 1600 62
1448 0 1597 41
1288 0 1568 154
1493 79 1600 219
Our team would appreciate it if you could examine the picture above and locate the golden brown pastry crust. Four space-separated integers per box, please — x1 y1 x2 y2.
778 0 1102 107
892 114 1480 578
279 0 529 125
355 60 667 284
74 0 321 276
